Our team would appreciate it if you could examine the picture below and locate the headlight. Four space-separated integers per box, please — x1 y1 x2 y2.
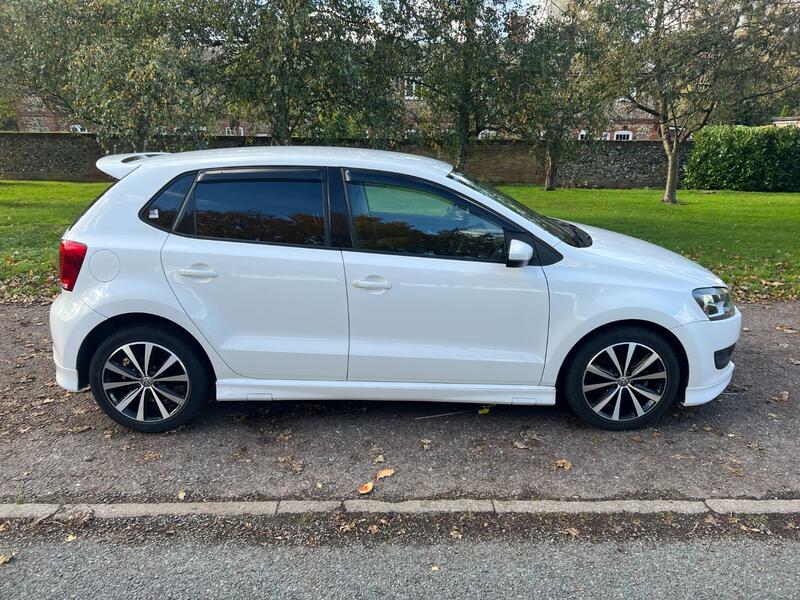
692 287 735 320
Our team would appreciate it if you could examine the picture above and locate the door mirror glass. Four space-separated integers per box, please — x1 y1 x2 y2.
506 239 533 268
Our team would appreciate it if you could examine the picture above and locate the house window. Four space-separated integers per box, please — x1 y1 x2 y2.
225 126 232 136
404 79 418 100
614 130 633 141
601 132 610 141
578 130 587 140
238 126 244 136
69 124 86 133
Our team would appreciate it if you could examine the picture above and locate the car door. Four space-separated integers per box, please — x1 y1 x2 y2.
341 170 550 386
161 167 349 381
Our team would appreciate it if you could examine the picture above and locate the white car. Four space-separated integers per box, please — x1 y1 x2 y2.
50 147 741 432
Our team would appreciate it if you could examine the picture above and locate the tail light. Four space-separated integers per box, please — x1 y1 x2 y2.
59 240 88 291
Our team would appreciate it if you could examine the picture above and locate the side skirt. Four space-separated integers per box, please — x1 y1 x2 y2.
215 379 556 406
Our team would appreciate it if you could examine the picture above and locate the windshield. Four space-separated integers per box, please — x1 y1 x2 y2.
447 171 591 247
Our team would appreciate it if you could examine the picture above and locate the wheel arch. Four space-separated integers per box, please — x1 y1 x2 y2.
76 313 217 390
555 319 689 397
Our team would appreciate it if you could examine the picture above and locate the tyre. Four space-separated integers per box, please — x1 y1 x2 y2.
560 326 682 430
88 325 210 432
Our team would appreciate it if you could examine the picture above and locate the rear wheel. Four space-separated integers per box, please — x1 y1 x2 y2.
88 325 210 432
561 326 682 430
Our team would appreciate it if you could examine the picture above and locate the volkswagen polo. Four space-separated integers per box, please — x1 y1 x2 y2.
50 147 740 432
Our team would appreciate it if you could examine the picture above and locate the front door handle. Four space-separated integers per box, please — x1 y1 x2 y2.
177 267 218 279
353 278 391 290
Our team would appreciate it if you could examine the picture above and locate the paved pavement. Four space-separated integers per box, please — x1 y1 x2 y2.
1 302 798 504
2 519 798 600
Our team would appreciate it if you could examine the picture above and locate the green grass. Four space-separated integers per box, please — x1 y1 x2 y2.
1 180 798 302
0 180 110 301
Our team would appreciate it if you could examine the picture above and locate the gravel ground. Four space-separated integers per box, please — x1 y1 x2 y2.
1 513 798 600
0 302 798 504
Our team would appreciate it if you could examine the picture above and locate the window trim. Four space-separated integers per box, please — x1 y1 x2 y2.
343 168 524 265
168 166 333 250
614 130 633 141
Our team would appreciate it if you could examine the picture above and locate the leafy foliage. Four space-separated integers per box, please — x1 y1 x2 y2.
685 126 800 192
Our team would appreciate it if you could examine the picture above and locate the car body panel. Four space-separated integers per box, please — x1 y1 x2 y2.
342 250 550 385
161 235 350 380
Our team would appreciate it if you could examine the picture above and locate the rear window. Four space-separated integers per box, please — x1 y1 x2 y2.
175 172 325 246
140 172 197 231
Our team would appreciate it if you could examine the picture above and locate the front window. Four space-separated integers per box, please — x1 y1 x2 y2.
347 178 506 260
447 171 591 248
614 131 633 141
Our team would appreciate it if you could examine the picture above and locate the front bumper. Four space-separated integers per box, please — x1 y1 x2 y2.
670 308 742 407
49 292 106 392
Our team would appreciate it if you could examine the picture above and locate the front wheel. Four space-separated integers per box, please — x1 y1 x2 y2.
88 325 210 433
561 326 683 430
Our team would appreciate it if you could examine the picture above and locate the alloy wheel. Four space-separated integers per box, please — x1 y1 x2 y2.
581 342 668 422
101 342 190 423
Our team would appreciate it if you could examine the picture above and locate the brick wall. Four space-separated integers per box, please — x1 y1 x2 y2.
0 132 685 187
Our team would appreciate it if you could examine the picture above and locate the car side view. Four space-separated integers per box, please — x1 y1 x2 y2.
50 147 741 432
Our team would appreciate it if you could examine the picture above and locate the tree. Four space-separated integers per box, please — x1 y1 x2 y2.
380 0 510 168
502 8 615 189
583 0 800 203
1 0 221 151
208 0 396 145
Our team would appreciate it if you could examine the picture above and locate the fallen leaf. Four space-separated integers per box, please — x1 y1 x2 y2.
376 468 395 480
768 391 790 403
513 440 529 450
64 534 77 543
450 528 463 540
478 405 492 415
374 454 385 463
141 451 160 462
358 481 374 495
367 524 380 534
431 565 440 572
561 527 580 538
420 438 432 451
789 358 800 366
776 324 797 334
316 482 323 489
553 459 573 471
0 552 15 565
177 490 186 501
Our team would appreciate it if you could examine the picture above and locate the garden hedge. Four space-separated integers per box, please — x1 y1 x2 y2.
685 125 800 192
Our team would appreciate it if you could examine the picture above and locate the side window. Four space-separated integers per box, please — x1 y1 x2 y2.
141 172 197 230
175 172 325 246
347 179 506 260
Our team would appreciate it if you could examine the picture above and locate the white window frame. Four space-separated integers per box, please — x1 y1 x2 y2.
404 79 418 100
225 126 232 136
578 130 587 140
614 130 633 141
601 132 610 141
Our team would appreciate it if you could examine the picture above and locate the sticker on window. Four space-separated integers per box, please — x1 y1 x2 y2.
148 208 160 219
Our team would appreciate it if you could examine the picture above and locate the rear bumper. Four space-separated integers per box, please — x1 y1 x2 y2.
49 292 106 391
670 308 742 407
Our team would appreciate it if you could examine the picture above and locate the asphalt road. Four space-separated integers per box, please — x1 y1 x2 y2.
2 522 798 600
1 302 798 504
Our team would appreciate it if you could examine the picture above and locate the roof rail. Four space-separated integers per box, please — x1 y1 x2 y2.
96 152 170 179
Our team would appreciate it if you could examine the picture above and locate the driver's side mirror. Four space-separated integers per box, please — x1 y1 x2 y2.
506 239 534 268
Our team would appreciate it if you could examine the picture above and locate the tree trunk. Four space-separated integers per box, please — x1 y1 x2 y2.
544 145 558 191
662 145 679 204
456 105 470 171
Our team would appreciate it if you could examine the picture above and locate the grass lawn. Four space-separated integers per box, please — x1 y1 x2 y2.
1 180 798 302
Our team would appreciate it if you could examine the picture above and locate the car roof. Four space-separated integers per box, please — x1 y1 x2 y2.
134 146 454 180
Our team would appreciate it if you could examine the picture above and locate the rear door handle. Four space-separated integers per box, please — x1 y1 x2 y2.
353 278 391 290
177 267 218 279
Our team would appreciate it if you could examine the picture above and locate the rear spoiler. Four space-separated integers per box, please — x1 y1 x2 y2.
96 152 170 179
